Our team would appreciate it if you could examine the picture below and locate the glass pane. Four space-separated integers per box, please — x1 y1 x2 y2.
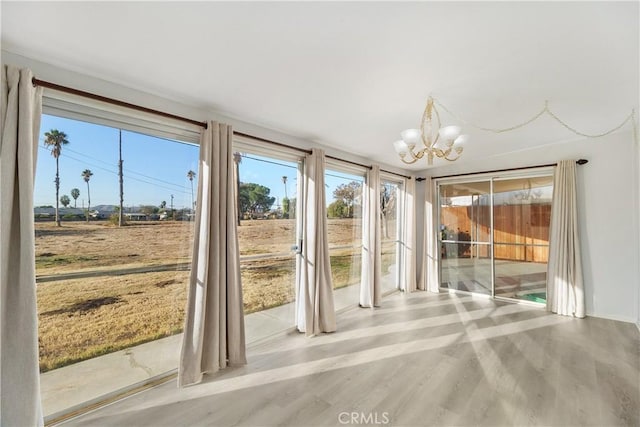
440 243 492 295
236 153 299 342
326 169 364 311
35 115 196 417
381 181 400 293
494 246 548 303
493 176 553 303
493 176 553 246
440 181 491 243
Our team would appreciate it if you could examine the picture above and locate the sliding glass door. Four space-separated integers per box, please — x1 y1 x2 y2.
437 171 553 304
439 181 492 295
492 176 553 303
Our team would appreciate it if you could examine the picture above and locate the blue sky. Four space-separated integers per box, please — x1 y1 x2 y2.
35 114 362 210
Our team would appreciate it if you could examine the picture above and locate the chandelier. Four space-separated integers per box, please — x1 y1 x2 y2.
393 96 469 165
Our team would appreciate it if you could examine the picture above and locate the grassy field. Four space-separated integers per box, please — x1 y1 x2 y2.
35 218 395 372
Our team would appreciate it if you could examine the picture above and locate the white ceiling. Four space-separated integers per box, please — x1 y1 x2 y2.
2 1 638 171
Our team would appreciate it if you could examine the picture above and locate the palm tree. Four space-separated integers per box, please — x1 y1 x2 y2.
187 170 196 211
70 188 80 208
282 176 288 199
44 129 69 226
233 152 242 225
82 169 93 222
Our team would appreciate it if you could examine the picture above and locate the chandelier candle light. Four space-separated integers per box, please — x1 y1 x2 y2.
394 96 469 165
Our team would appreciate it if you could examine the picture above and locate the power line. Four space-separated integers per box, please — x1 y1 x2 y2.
40 139 190 191
37 145 191 195
241 154 299 170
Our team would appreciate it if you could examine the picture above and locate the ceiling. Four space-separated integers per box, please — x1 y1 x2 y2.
2 2 638 171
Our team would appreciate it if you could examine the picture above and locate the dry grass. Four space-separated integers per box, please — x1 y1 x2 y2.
37 270 188 372
35 218 391 372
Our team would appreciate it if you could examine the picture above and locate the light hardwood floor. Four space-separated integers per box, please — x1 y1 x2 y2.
61 291 639 426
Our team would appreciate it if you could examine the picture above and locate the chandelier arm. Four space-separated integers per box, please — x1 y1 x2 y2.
442 151 462 162
420 98 432 148
398 154 420 165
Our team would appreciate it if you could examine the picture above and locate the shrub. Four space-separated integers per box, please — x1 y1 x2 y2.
108 213 127 226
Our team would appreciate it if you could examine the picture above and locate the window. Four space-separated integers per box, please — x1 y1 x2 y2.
380 178 402 293
232 140 303 343
35 113 197 418
325 163 365 310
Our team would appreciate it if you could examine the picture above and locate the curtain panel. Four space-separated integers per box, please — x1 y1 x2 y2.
547 160 585 318
399 176 417 292
0 66 44 426
360 165 381 307
296 148 337 335
179 121 246 387
419 176 439 293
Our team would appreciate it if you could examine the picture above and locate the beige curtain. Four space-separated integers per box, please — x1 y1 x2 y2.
360 165 381 307
0 66 44 426
399 177 417 292
418 176 439 292
547 160 585 318
296 148 336 335
179 121 246 387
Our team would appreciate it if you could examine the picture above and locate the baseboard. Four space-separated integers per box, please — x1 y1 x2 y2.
586 311 637 324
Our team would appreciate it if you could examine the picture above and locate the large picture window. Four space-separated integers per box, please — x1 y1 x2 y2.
35 114 197 418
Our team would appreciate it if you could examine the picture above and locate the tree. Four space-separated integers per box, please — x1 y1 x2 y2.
82 169 93 222
332 181 361 218
70 188 80 208
160 200 167 210
380 183 397 239
60 194 71 208
44 129 70 226
238 183 275 218
233 152 242 225
282 176 288 199
281 176 289 218
140 205 159 217
327 199 348 218
187 170 196 211
282 197 290 219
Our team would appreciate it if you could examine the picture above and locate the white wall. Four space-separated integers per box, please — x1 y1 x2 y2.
635 130 640 329
423 131 640 323
2 51 408 177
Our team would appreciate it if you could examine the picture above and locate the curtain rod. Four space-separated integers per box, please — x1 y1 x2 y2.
235 131 412 180
33 77 412 180
32 77 208 129
423 159 588 181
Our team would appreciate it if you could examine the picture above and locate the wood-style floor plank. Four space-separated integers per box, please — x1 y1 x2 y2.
60 292 640 427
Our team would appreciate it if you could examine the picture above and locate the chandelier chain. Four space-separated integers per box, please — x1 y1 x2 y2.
433 98 638 140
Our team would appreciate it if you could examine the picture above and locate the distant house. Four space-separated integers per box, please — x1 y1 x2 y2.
124 213 148 221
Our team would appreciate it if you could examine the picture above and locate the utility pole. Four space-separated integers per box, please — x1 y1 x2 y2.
118 129 124 226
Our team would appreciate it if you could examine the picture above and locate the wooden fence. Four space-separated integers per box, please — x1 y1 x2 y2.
441 203 550 262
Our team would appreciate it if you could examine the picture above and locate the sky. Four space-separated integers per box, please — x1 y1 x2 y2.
35 114 362 210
